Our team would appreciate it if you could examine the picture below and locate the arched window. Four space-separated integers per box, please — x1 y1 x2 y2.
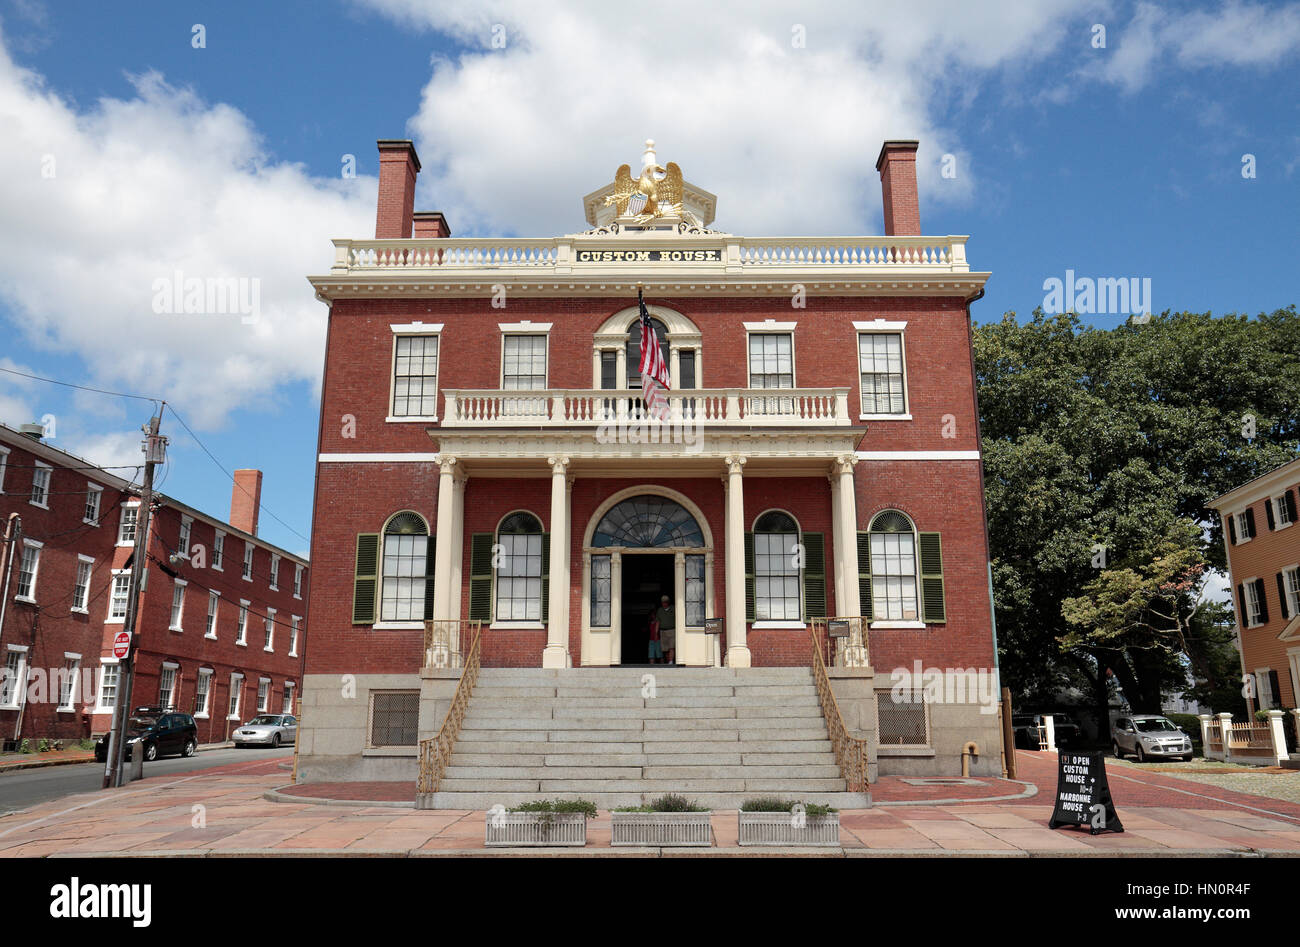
626 317 668 390
869 510 918 621
592 495 704 548
496 512 544 621
380 512 428 622
753 510 801 621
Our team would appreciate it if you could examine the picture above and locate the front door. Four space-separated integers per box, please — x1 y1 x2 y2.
619 554 675 665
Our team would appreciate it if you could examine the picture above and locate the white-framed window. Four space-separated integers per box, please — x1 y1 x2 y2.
158 662 178 708
264 607 276 652
1244 580 1264 627
30 462 51 508
1285 566 1300 618
753 510 802 622
747 331 794 389
0 445 9 493
242 542 254 581
269 554 280 590
380 511 429 623
1234 510 1252 544
212 531 225 571
869 510 920 622
16 539 42 603
72 555 94 613
856 329 908 416
84 483 103 524
57 654 81 711
1255 667 1276 710
169 578 186 630
257 677 270 712
236 600 250 645
1274 493 1294 528
195 668 212 717
95 660 120 712
108 570 130 622
205 591 219 638
282 681 295 714
495 511 544 622
1 647 28 709
502 333 548 389
293 563 303 598
391 333 440 418
179 515 192 557
117 503 139 546
289 616 300 656
228 673 244 719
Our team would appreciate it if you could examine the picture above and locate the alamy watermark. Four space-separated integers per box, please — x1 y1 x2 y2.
152 270 261 324
1042 269 1151 317
889 661 1000 714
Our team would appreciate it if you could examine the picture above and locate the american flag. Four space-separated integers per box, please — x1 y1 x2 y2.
638 288 671 421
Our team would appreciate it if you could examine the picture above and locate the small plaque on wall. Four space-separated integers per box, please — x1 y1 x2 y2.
703 618 722 634
828 619 850 638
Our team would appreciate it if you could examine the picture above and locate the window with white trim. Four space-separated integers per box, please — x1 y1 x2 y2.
257 678 270 712
502 334 548 390
392 335 439 417
195 669 212 716
753 511 801 621
84 483 103 524
57 654 81 711
869 510 920 622
289 616 300 656
264 608 276 652
282 682 295 714
96 661 120 711
236 600 249 645
108 571 130 621
73 556 93 612
293 563 303 598
169 579 186 631
748 333 794 389
228 674 243 718
213 531 225 570
496 512 543 622
1245 581 1264 627
0 445 9 492
118 503 139 545
1285 566 1300 617
381 512 429 622
269 554 280 590
242 542 253 580
179 515 192 557
206 591 219 638
16 540 41 602
1234 511 1251 544
858 332 907 415
30 462 51 507
1 648 27 708
1275 494 1294 527
158 664 178 708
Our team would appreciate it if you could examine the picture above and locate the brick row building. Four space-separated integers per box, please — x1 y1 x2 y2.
0 424 308 747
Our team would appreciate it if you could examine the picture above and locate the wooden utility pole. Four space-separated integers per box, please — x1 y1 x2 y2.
103 411 167 789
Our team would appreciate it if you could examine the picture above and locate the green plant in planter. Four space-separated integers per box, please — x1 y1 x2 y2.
510 799 598 818
614 793 708 813
741 797 837 817
18 739 32 754
37 738 51 753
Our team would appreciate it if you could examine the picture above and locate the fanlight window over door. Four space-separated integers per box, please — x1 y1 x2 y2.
592 495 704 548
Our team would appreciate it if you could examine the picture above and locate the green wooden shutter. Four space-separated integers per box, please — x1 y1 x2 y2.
802 532 826 620
744 532 755 622
540 533 550 622
352 533 380 625
468 533 494 621
857 531 873 620
422 536 437 621
918 532 946 624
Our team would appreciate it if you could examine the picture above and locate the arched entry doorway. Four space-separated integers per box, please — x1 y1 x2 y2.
580 488 717 667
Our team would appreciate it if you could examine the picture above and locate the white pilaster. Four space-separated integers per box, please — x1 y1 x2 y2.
724 454 750 668
431 456 457 622
543 455 571 668
449 471 466 664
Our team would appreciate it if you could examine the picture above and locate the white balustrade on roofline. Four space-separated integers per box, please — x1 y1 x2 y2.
439 388 851 428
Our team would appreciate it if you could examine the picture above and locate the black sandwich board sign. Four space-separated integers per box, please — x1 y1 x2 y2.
1047 750 1124 834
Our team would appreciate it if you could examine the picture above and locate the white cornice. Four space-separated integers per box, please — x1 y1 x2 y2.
855 450 981 461
1208 457 1300 511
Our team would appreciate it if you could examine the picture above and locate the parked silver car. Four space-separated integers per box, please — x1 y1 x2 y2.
1111 714 1192 761
233 714 298 748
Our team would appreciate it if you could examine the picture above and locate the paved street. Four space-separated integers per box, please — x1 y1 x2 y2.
0 747 294 817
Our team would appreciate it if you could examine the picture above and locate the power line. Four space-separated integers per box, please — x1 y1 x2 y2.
163 404 309 544
0 365 160 404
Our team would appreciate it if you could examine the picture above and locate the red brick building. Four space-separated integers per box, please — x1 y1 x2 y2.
0 424 308 748
298 138 999 781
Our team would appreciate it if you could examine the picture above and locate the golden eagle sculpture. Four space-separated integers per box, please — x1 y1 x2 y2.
605 160 685 223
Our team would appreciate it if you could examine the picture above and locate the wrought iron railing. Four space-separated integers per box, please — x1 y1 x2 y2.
416 622 483 797
808 620 871 791
423 619 481 668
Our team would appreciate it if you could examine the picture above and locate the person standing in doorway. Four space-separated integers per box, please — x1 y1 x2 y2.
647 606 663 664
656 594 676 665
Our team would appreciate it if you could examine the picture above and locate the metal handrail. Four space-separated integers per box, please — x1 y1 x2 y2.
416 622 483 796
808 620 871 791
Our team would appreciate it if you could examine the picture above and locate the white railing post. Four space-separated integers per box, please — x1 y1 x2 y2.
551 393 565 424
1267 709 1289 764
1043 715 1056 752
1218 712 1234 763
1197 713 1212 759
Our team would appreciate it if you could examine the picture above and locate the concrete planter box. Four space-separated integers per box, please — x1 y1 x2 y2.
738 811 840 847
611 811 712 847
484 812 588 847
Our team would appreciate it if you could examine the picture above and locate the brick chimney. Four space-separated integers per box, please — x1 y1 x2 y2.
375 139 421 239
412 211 452 238
230 469 263 537
875 140 921 236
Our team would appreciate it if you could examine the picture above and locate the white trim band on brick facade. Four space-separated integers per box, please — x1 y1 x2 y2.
853 319 908 331
855 450 980 461
389 322 444 334
318 453 441 463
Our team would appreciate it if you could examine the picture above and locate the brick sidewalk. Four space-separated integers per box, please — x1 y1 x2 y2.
0 752 1298 855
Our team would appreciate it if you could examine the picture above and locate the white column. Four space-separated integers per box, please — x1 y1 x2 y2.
543 456 571 668
431 456 457 622
670 346 681 390
829 472 844 616
616 347 627 390
1218 712 1234 763
835 454 861 617
724 454 750 668
1267 710 1289 764
448 472 466 665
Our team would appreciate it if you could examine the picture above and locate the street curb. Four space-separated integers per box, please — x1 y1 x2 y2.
0 741 234 774
874 779 1039 806
262 787 414 808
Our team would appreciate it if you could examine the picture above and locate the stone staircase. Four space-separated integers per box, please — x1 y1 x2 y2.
423 667 871 809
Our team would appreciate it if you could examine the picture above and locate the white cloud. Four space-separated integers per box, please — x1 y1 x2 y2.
360 0 1097 237
0 36 375 430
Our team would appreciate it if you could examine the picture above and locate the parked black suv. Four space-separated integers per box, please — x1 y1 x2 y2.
94 706 198 762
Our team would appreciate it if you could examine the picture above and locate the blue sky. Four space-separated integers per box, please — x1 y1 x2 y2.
0 0 1297 556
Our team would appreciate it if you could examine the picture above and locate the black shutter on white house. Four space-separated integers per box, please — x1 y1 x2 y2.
1245 507 1257 538
1254 578 1269 624
1278 573 1291 620
1228 514 1237 544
